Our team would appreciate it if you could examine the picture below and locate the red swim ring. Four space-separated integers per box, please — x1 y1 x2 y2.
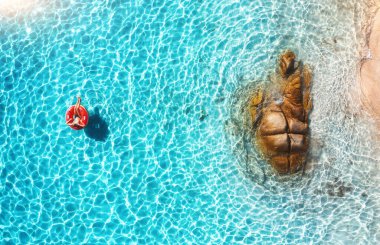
65 105 89 130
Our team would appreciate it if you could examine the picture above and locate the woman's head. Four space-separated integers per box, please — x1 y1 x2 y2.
73 116 80 125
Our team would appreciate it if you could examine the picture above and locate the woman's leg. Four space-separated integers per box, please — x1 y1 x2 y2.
74 96 82 118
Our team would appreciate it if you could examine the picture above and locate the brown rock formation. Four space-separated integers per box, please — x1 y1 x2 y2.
249 51 312 174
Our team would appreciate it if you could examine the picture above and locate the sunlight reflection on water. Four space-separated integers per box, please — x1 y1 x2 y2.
0 0 40 17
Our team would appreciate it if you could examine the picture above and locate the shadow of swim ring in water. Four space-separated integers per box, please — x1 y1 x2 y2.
84 107 109 141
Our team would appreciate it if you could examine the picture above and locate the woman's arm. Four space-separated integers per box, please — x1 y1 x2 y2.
66 118 74 124
78 120 86 127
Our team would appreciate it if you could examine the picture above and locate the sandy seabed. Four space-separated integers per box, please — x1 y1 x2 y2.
359 0 380 130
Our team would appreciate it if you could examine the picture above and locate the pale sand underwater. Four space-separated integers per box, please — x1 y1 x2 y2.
359 0 380 131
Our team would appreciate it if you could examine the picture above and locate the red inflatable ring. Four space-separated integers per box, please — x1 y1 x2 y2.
65 105 89 130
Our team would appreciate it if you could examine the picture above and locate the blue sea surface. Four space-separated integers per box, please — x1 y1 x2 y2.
1 0 379 244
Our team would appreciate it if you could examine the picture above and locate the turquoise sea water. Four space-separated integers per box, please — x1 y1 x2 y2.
1 0 379 244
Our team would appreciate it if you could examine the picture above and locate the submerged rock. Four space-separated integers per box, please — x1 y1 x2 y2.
249 50 313 174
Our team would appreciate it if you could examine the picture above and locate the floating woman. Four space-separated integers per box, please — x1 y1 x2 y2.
66 96 89 130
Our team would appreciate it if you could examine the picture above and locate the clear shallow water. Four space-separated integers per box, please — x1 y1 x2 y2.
0 0 379 244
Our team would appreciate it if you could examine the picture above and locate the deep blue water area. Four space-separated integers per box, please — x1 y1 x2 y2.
1 0 379 244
